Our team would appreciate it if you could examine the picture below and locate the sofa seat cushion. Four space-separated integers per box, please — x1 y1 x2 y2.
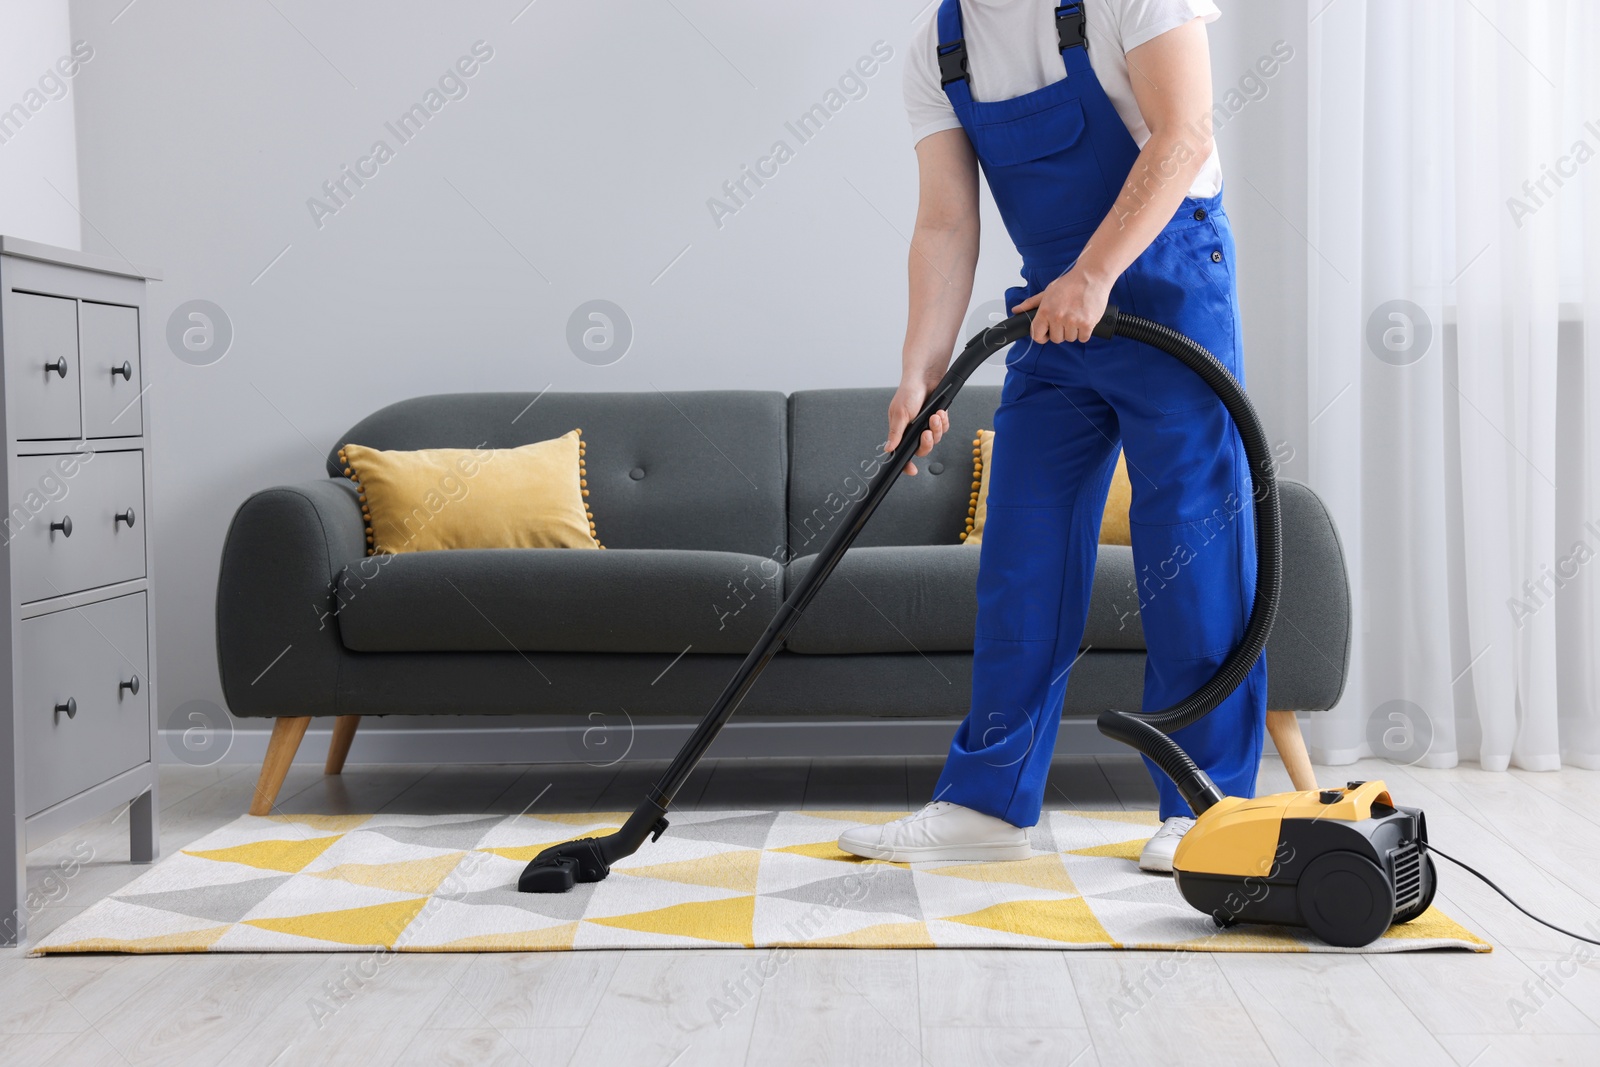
784 544 1145 654
336 548 780 654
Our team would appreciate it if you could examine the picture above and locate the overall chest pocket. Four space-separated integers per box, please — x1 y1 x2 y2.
969 98 1110 232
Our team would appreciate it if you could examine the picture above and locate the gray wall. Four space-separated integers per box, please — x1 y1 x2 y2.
0 0 83 247
64 0 1309 753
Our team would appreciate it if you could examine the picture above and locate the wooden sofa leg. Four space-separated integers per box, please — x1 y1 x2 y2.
1266 709 1318 792
250 716 311 816
326 715 361 775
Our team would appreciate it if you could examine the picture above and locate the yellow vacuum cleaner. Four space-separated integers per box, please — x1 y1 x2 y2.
1166 780 1434 946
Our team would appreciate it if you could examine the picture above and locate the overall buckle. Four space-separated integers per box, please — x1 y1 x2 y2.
1055 4 1087 51
938 40 970 85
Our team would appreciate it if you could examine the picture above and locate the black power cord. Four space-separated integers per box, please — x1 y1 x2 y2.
1423 841 1600 947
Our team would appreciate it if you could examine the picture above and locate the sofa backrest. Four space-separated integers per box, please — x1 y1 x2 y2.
787 386 1002 557
328 391 789 556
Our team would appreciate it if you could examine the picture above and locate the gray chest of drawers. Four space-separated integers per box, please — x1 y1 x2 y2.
0 236 161 946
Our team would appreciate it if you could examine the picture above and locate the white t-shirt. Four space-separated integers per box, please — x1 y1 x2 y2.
904 0 1223 198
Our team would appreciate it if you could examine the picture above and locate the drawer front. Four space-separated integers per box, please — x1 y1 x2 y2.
4 291 82 440
80 301 143 437
21 592 151 816
13 450 147 603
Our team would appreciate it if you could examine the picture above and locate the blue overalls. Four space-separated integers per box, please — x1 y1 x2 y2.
931 0 1267 824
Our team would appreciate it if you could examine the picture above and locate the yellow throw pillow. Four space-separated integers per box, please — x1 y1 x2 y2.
961 430 995 545
961 430 1132 547
1099 450 1133 546
337 430 603 556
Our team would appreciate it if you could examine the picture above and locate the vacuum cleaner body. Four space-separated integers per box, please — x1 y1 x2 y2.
1172 779 1436 947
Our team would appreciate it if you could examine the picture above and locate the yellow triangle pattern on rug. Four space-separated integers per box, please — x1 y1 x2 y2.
1170 925 1312 952
924 853 1079 894
311 852 466 895
775 921 936 948
36 925 232 955
432 923 580 952
944 895 1118 945
1068 839 1146 861
1377 907 1490 947
618 849 762 893
186 835 341 873
587 895 756 946
245 896 430 947
31 810 1494 955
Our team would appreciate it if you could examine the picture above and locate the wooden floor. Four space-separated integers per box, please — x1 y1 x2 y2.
7 754 1600 1066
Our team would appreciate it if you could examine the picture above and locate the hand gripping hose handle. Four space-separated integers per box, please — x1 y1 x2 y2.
518 305 1277 892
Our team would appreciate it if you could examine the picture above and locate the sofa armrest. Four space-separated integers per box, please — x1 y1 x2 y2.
216 478 367 718
1264 479 1353 712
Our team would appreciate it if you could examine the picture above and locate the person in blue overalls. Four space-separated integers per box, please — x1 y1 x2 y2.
839 0 1263 873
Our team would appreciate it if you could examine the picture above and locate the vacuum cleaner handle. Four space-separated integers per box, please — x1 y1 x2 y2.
920 303 1118 421
924 309 1036 415
936 304 1119 397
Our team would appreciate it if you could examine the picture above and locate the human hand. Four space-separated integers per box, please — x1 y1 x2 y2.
886 378 948 476
1012 266 1111 345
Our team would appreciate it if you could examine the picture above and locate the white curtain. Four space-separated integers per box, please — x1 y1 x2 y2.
1305 0 1600 770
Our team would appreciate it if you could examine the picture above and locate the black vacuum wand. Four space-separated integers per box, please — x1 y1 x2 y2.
518 305 1276 893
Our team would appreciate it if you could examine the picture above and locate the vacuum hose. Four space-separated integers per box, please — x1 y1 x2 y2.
516 303 1277 892
1086 310 1281 815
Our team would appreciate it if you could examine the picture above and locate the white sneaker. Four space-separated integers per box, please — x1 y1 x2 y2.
837 802 1031 863
1138 816 1196 873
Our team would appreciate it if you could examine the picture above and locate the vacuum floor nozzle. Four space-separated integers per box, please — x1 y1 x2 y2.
519 805 670 893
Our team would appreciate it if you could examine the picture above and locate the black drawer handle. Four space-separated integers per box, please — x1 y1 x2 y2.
45 357 68 378
112 360 134 381
116 508 137 529
55 698 77 719
120 674 141 696
50 515 73 538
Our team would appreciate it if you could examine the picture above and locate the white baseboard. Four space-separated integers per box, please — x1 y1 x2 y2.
160 718 1129 767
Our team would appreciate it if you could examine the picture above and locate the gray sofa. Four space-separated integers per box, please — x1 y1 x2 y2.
217 388 1351 812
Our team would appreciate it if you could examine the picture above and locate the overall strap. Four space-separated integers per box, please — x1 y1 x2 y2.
935 0 972 107
940 0 1094 107
1055 2 1093 76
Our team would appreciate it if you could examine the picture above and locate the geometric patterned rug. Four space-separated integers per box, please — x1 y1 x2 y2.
33 810 1490 955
